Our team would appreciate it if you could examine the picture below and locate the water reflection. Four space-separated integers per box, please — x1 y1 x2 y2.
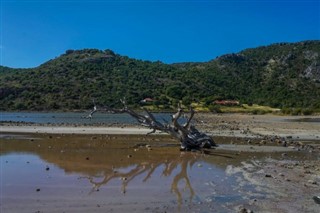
80 151 201 205
1 134 238 209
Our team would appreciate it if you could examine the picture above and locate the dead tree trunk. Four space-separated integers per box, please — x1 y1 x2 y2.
86 99 216 150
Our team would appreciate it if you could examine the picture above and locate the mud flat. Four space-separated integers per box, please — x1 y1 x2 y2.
195 113 320 141
0 126 162 135
1 114 320 140
1 114 320 212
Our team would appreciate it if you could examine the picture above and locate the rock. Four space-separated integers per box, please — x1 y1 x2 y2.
313 196 320 204
260 140 266 145
45 166 50 171
265 174 272 178
308 180 317 185
238 207 253 213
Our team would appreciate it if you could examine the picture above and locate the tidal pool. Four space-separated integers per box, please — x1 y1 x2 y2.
0 134 306 213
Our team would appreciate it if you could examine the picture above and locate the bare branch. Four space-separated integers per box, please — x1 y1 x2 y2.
183 106 195 129
82 99 97 119
84 99 216 150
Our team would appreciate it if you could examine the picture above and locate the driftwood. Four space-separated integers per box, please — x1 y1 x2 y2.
84 99 216 150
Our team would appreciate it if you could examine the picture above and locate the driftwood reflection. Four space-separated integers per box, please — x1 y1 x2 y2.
169 154 196 204
81 152 199 205
0 134 236 206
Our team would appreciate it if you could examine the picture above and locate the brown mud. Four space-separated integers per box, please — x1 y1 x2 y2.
1 114 320 212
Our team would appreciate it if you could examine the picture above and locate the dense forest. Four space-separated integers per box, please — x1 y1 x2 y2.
1 40 320 112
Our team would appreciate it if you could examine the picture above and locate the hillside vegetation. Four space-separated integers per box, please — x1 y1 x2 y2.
1 41 320 112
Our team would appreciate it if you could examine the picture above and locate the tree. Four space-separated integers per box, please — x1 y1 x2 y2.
85 99 216 151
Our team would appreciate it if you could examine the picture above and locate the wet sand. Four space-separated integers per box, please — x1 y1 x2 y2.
1 113 320 212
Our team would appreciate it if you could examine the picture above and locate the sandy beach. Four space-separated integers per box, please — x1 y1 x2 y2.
0 125 161 135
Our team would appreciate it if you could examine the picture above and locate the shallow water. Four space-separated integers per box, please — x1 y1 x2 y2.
0 134 315 212
286 117 320 123
0 112 175 125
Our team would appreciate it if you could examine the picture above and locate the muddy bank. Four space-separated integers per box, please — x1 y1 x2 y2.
226 158 320 213
195 113 320 141
1 114 320 141
1 114 320 212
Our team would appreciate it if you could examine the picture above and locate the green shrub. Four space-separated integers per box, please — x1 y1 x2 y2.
208 105 222 113
291 108 302 116
302 108 313 115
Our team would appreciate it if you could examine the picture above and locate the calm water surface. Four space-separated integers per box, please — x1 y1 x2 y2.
0 112 177 125
0 134 269 212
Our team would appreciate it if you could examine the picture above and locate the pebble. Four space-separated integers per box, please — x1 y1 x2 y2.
313 196 320 204
260 140 266 145
238 207 253 213
308 180 317 185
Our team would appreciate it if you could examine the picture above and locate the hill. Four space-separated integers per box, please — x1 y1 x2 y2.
1 41 320 112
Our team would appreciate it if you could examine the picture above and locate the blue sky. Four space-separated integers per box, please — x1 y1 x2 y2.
1 0 320 68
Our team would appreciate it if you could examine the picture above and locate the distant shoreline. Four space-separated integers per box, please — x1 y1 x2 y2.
1 113 320 141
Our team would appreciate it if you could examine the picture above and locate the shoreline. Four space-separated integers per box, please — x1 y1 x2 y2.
1 113 320 141
1 124 319 142
1 114 320 213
